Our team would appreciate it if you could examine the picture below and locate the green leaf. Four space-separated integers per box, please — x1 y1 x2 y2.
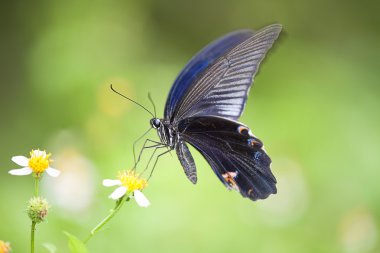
42 243 57 253
64 231 89 253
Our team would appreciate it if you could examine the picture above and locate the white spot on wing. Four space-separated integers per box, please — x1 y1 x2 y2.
213 85 248 92
219 110 240 116
208 91 246 99
217 98 244 105
218 79 251 87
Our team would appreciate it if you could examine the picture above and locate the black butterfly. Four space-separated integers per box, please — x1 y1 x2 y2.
149 24 282 201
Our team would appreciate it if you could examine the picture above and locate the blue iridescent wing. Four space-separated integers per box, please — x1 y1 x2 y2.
178 116 276 201
164 30 254 119
165 24 282 123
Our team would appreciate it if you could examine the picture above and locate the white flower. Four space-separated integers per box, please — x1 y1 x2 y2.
103 170 150 207
9 149 60 177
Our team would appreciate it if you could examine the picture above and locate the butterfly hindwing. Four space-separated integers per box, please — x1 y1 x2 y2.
177 116 276 201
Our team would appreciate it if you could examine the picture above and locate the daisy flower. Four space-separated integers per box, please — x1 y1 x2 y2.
9 149 60 177
103 170 150 207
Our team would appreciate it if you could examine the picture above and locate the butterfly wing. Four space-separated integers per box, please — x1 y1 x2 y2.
165 24 282 123
178 116 276 201
164 30 254 120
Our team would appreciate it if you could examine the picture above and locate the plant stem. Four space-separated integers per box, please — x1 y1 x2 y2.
34 176 40 197
31 222 36 253
31 177 39 253
84 195 127 243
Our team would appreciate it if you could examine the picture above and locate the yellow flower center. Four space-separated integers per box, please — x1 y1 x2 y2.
0 240 11 253
118 170 148 192
28 149 51 174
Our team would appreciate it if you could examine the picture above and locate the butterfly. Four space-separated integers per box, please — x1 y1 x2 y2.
149 24 282 201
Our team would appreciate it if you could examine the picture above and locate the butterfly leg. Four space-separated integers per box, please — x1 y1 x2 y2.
140 145 168 175
134 139 165 169
147 149 172 181
132 127 152 165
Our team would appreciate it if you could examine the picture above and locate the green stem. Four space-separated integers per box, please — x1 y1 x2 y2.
84 195 128 243
31 176 40 253
34 176 40 197
31 222 36 253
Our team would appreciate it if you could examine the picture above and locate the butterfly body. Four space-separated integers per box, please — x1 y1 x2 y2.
151 24 282 201
150 118 177 149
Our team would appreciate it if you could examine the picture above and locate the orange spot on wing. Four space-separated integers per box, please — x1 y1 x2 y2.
222 171 239 192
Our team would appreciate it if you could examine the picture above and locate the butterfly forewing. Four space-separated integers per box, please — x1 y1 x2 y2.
165 30 254 120
168 24 282 123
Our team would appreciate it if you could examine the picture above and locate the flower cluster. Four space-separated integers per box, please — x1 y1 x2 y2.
8 149 58 252
8 148 152 248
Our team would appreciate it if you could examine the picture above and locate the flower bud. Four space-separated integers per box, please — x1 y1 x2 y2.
27 197 49 223
0 240 11 253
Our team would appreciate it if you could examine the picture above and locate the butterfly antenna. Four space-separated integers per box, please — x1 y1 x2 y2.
148 92 157 118
110 84 154 117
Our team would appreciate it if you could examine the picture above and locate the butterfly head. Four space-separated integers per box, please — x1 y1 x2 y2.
150 118 161 129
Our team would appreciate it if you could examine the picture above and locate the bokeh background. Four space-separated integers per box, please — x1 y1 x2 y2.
1 0 379 252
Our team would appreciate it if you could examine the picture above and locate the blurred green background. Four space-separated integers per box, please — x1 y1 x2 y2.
1 0 379 252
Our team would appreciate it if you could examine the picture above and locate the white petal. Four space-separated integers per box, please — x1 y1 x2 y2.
33 150 45 157
109 186 127 200
134 190 150 207
8 167 33 176
103 179 122 187
11 156 29 166
46 167 60 177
